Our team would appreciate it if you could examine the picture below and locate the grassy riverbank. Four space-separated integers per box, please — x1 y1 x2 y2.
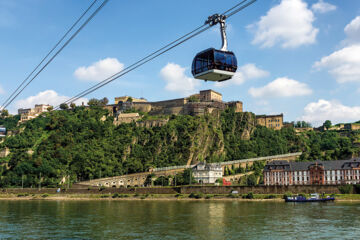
1 193 360 201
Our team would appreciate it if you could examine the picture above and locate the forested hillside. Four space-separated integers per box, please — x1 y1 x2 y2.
0 106 359 187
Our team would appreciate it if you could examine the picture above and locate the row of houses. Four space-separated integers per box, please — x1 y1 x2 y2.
264 159 360 186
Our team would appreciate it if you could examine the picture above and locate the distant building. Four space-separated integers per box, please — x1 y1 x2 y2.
114 96 147 104
199 89 222 102
344 123 360 131
114 113 141 125
192 162 223 184
264 159 360 186
18 104 52 122
256 114 283 130
111 89 242 117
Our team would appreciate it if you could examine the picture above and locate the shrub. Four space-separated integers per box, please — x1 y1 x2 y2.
112 193 119 198
175 193 182 198
17 193 29 197
189 192 203 199
98 186 106 191
134 193 140 197
339 185 353 194
42 194 49 198
140 196 146 199
100 194 109 198
227 193 239 198
243 192 254 199
265 194 276 199
205 194 213 199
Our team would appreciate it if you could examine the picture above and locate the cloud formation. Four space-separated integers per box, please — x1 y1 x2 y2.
248 0 318 48
249 77 312 98
215 64 269 87
311 0 336 14
314 16 360 83
14 90 87 112
74 58 124 82
300 99 360 126
160 63 200 96
314 44 360 83
344 16 360 45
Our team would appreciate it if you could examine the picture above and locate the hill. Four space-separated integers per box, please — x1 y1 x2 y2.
0 106 359 187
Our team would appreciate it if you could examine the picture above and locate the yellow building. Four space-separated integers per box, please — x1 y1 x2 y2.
256 114 283 130
199 90 222 102
114 96 147 104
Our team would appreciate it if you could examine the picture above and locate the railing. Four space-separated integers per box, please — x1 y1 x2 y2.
221 152 302 166
152 152 302 172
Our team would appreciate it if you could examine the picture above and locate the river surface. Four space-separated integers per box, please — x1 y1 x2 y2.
0 200 359 239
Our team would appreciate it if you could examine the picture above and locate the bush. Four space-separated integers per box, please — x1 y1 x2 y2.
100 194 109 198
264 194 276 199
17 193 29 197
112 193 119 198
243 192 254 199
339 185 353 194
42 193 49 198
175 193 182 198
189 192 203 199
227 193 239 198
205 194 213 199
98 186 106 191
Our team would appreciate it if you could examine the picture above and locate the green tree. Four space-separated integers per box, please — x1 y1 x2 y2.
246 174 257 186
1 109 9 118
323 120 332 130
60 103 69 110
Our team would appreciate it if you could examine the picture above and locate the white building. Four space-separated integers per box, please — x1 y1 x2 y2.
192 162 223 184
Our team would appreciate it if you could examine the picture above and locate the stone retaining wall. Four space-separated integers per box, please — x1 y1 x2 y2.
1 185 344 195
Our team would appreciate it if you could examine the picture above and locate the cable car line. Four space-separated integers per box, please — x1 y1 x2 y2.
1 0 109 111
56 0 257 109
0 0 99 111
59 24 210 107
55 25 212 109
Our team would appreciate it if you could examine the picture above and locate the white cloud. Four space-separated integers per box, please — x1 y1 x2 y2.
74 58 124 82
215 64 269 87
300 99 360 126
14 90 87 113
314 44 360 83
311 0 336 14
160 63 200 95
249 77 312 98
248 0 318 48
344 16 360 44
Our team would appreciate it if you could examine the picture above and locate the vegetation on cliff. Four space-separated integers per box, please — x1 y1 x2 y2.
0 106 359 187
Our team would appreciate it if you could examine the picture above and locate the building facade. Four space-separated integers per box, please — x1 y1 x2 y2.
192 162 223 184
264 159 360 186
199 89 223 102
256 114 283 130
18 104 52 122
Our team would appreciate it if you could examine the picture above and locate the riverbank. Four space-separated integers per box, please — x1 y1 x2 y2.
1 193 360 201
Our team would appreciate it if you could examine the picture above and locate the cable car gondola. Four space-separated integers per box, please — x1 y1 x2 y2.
191 14 237 82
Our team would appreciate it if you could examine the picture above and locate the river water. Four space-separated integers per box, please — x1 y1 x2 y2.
0 200 359 239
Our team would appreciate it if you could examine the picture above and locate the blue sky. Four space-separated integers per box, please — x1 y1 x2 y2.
1 0 360 126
